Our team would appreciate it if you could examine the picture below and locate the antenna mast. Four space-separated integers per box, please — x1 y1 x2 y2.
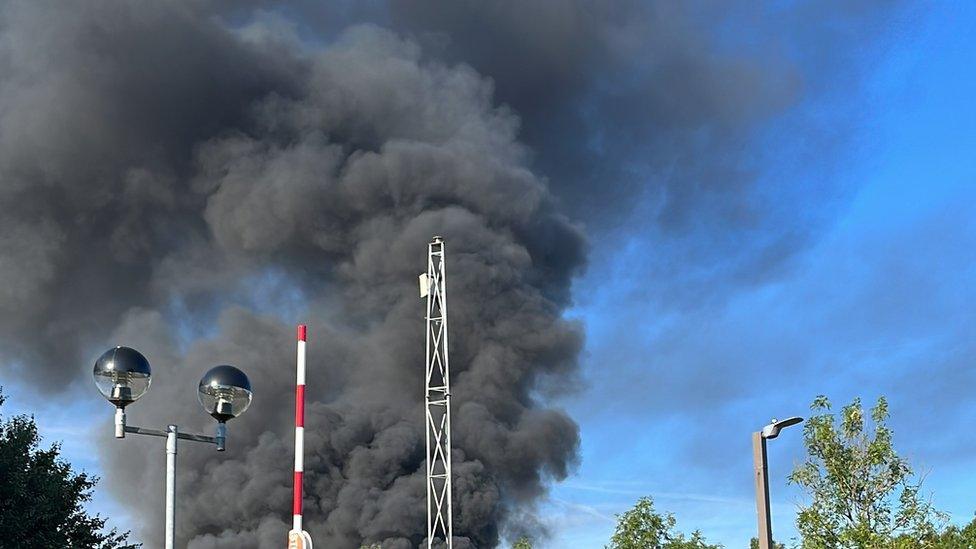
420 236 453 549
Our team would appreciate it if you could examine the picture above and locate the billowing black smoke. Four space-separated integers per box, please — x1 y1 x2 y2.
0 1 901 547
0 2 585 547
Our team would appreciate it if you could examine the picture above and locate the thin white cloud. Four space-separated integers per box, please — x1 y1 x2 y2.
560 481 753 508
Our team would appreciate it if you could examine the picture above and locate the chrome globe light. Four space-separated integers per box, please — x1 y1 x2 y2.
197 365 252 422
93 346 152 407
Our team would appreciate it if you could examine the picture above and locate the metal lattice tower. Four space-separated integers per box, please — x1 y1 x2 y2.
420 236 453 549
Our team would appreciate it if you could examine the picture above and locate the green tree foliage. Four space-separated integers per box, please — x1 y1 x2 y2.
513 536 533 549
0 389 137 548
928 514 976 548
606 496 722 549
789 395 945 548
749 538 786 549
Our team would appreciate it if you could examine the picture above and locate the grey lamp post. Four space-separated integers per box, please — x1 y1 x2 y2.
93 347 253 549
753 416 802 549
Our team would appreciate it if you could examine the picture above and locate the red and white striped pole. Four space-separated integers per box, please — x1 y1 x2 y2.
288 325 313 549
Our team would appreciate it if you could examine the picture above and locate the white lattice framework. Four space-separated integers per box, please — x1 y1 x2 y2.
421 236 452 549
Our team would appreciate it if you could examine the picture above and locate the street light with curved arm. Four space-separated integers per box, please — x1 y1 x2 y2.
753 416 803 549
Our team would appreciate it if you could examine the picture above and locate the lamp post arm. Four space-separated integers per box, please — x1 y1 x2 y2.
115 408 225 448
123 424 223 446
176 431 218 444
124 425 169 438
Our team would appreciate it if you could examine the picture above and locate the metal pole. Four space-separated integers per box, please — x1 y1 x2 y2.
166 425 178 549
115 408 126 438
294 324 306 533
753 431 773 549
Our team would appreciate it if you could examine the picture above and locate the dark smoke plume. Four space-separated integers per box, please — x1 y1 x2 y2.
1 2 584 547
0 1 901 547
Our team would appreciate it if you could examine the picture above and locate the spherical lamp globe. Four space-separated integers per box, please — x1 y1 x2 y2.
197 365 252 422
93 346 152 408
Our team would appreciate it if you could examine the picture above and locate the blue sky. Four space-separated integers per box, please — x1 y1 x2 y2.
540 3 976 547
3 3 975 548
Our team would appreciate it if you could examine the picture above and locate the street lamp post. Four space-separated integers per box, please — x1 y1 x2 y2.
93 347 253 549
753 416 802 549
